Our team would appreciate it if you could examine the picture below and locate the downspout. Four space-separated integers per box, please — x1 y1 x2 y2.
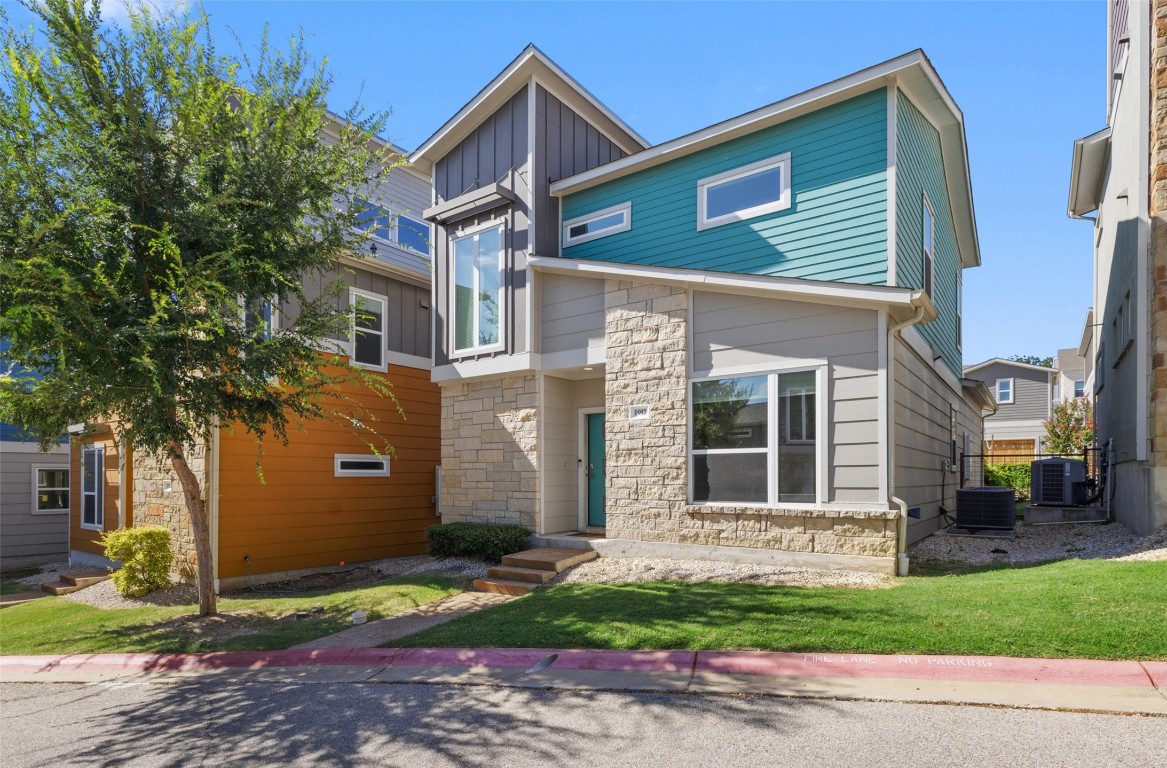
887 304 928 577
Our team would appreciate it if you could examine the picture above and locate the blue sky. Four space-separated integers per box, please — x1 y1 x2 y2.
11 1 1107 367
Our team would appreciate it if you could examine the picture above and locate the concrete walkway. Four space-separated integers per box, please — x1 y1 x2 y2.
291 592 517 650
0 592 43 609
3 648 1165 716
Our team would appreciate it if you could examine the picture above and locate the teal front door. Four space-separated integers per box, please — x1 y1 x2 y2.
586 412 606 527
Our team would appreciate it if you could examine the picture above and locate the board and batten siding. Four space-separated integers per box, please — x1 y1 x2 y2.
539 273 606 356
969 363 1052 423
216 362 440 580
434 88 530 203
540 375 604 535
561 89 889 285
533 85 627 257
0 445 69 563
690 291 881 503
895 90 962 379
894 341 984 542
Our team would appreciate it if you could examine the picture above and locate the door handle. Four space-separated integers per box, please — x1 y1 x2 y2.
587 462 594 479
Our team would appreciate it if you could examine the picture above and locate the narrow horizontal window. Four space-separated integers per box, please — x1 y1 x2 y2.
334 454 390 477
563 202 631 246
397 215 430 255
697 154 791 231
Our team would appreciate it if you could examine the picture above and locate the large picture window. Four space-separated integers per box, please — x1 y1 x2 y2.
691 369 819 505
452 224 504 354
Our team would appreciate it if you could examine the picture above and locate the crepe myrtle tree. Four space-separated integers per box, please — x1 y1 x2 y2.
0 0 403 615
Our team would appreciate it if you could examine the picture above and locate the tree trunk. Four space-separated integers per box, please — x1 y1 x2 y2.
167 440 217 617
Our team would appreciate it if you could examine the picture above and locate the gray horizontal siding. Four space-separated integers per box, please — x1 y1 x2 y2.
0 448 69 560
540 274 605 355
967 362 1051 422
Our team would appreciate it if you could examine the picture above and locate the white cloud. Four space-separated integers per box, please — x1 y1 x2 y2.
99 0 189 25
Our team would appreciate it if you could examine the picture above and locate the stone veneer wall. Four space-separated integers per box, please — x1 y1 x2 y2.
132 440 205 576
602 278 896 559
1150 0 1167 528
439 374 540 529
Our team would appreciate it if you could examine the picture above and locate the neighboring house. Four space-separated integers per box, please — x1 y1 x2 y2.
410 46 993 575
0 340 70 568
964 358 1055 460
68 132 441 590
1054 346 1087 403
1067 0 1167 535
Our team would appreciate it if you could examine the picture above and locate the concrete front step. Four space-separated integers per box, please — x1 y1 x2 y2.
501 548 598 573
472 578 538 596
486 565 557 584
61 570 112 588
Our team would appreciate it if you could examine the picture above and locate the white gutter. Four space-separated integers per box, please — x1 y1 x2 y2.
886 304 928 577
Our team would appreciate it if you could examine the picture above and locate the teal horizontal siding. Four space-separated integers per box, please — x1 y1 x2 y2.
894 90 961 378
561 89 889 285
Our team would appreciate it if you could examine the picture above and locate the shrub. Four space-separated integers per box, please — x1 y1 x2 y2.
985 463 1031 500
1044 397 1094 455
100 527 173 596
426 522 532 563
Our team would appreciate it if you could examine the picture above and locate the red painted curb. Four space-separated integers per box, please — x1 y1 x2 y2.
1140 661 1167 689
694 651 1152 688
0 648 399 675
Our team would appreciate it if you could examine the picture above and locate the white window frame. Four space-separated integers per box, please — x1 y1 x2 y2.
562 201 632 247
783 385 816 445
956 273 963 350
689 365 826 508
995 378 1014 405
922 193 935 297
1073 379 1085 398
697 153 792 231
354 197 393 244
31 465 69 515
449 219 506 358
349 287 388 372
395 214 431 256
239 297 280 341
334 453 390 478
81 445 104 531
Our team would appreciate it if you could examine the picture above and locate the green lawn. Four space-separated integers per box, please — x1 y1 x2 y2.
0 568 41 596
0 574 462 655
390 559 1167 660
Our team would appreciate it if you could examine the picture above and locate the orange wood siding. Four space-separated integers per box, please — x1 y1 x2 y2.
216 363 441 578
69 428 125 557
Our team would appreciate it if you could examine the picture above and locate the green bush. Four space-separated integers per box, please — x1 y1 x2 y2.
985 463 1030 500
426 522 531 563
100 526 173 596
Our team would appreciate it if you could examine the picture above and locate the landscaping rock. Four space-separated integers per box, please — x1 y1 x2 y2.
909 521 1167 566
553 557 892 589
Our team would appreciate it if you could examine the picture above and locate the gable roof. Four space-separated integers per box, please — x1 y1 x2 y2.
963 357 1056 376
409 44 649 174
549 49 981 269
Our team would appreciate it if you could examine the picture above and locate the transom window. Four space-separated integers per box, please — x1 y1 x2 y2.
350 289 386 370
563 202 631 246
452 224 504 354
334 454 390 477
397 215 430 255
697 154 791 231
33 467 69 514
691 369 819 505
922 194 935 297
995 378 1014 404
81 445 104 530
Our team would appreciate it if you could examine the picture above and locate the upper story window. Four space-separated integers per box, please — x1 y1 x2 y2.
1073 379 1085 398
922 194 935 297
563 202 631 246
697 153 791 231
33 467 69 514
355 198 392 241
452 223 504 355
397 215 430 255
243 299 277 341
350 288 387 371
956 274 962 350
995 378 1014 405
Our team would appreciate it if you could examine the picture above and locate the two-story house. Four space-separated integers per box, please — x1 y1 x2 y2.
1067 0 1167 535
67 131 440 590
964 358 1056 460
413 47 992 576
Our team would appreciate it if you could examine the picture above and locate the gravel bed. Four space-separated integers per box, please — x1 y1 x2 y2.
909 521 1167 566
14 562 70 589
554 557 892 589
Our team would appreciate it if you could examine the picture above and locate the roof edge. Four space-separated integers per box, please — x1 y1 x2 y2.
963 357 1056 375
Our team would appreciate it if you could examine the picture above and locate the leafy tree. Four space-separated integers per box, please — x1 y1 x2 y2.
1044 398 1094 455
0 0 398 615
1008 354 1054 368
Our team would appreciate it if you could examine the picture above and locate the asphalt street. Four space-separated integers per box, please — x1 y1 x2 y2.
2 681 1163 767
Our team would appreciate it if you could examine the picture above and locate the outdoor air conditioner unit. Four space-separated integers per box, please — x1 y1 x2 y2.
955 487 1016 531
1030 458 1087 506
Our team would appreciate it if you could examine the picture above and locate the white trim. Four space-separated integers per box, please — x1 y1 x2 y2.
333 453 391 478
563 201 632 246
394 213 432 257
348 287 388 372
526 76 537 363
431 352 536 383
876 311 889 500
385 351 432 370
31 465 70 515
80 444 104 531
963 357 1058 375
886 82 898 286
541 346 605 371
529 255 927 312
577 406 606 530
994 378 1015 405
921 192 935 297
531 73 640 157
696 153 791 231
339 254 429 289
691 358 828 380
448 220 506 359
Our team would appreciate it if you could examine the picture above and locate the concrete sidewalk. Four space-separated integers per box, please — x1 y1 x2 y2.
3 648 1165 716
